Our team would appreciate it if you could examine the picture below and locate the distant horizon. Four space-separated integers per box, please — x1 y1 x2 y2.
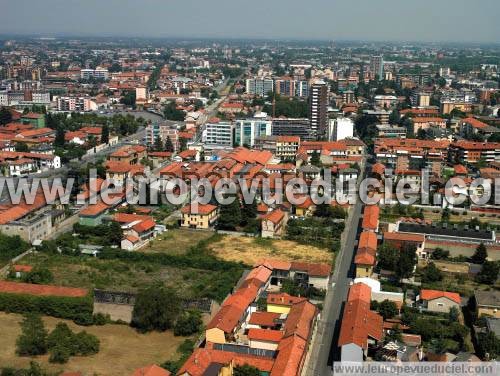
1 33 500 47
2 0 499 44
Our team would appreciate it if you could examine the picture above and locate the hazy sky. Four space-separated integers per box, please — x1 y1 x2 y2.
1 0 499 43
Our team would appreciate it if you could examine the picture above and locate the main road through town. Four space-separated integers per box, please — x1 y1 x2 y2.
304 161 367 376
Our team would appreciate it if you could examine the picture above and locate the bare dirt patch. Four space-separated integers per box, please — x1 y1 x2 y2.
208 236 333 266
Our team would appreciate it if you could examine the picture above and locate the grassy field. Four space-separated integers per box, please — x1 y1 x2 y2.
0 312 184 375
207 236 333 266
14 252 216 297
144 229 214 255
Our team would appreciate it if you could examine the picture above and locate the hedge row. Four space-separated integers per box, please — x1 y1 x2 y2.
0 292 93 322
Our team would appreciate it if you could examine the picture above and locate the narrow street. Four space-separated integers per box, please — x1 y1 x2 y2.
305 161 366 376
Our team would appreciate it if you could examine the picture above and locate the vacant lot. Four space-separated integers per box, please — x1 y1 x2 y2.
14 252 216 297
144 229 214 255
0 312 183 375
208 236 333 266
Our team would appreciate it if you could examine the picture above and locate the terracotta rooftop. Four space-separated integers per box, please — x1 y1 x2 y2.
420 289 461 305
132 364 171 376
0 281 88 298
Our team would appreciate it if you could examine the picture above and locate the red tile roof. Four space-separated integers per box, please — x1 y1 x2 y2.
420 289 461 304
267 293 306 307
79 201 110 217
358 231 377 251
248 328 283 343
384 232 425 243
270 335 307 376
362 205 380 231
132 218 156 233
338 298 383 349
347 283 372 303
0 281 88 298
132 364 171 376
262 209 285 225
354 248 376 266
290 262 331 277
462 117 488 129
245 265 272 285
180 203 218 215
283 300 317 340
179 346 274 376
257 259 292 271
248 311 281 327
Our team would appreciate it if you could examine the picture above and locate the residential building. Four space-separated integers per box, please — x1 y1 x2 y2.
57 96 98 112
79 201 111 226
234 113 272 147
20 112 45 128
329 117 354 141
145 122 179 150
355 231 377 278
181 204 218 229
272 118 314 140
80 67 109 80
370 55 384 80
449 141 500 164
417 289 461 313
474 290 500 319
246 78 274 96
339 283 383 361
275 135 300 160
309 80 328 137
203 120 234 149
261 209 287 238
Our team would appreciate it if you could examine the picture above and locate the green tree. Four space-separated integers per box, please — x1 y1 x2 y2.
49 344 70 364
476 261 500 284
14 143 29 152
431 248 450 260
55 126 65 147
0 106 13 125
154 135 163 152
174 310 203 336
164 136 174 152
241 200 257 226
377 244 399 271
164 102 185 121
310 151 321 167
389 109 400 125
132 284 181 332
217 196 241 230
421 262 443 283
376 300 398 320
120 90 136 107
101 124 109 144
477 331 500 360
472 243 488 264
234 364 261 376
105 221 123 246
23 267 54 284
16 314 48 356
396 244 417 280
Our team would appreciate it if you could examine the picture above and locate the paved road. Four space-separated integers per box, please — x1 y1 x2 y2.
305 162 366 376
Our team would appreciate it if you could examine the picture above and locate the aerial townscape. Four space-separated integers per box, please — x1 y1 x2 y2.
0 1 499 376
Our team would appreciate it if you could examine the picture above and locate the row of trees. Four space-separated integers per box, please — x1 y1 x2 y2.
16 314 99 364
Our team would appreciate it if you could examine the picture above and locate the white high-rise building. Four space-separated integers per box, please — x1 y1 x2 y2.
203 121 234 149
329 117 354 141
234 113 272 147
245 78 274 97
